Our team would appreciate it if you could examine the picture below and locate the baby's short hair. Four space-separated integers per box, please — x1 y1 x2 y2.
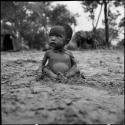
50 23 73 45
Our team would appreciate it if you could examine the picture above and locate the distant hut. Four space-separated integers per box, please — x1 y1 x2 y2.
1 23 21 51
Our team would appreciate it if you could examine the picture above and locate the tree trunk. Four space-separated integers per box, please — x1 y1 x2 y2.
104 0 110 47
31 33 35 49
123 2 125 43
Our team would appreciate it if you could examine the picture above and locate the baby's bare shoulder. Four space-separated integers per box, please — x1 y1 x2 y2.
45 49 53 55
43 50 53 58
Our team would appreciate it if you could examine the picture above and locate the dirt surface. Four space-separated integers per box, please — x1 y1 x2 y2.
1 49 124 124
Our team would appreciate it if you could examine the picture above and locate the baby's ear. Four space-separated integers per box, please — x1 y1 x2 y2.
65 38 70 45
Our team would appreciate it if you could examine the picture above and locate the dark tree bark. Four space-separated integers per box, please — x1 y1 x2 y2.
104 0 110 47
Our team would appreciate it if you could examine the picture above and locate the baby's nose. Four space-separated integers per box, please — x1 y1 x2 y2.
51 36 56 41
50 37 57 44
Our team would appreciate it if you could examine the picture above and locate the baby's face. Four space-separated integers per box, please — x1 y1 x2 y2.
49 26 66 50
49 34 65 49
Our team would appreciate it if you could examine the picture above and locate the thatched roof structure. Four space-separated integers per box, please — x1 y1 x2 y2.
1 23 21 51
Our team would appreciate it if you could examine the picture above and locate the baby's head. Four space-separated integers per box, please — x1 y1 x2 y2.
49 23 73 49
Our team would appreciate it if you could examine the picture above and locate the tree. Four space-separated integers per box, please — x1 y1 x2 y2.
103 0 109 47
26 2 78 32
48 4 78 26
26 2 52 32
81 0 110 46
81 0 124 48
1 2 51 49
1 2 78 49
119 17 125 28
81 1 103 31
1 2 29 49
1 1 17 21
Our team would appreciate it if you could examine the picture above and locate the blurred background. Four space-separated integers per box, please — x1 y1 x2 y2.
1 1 124 51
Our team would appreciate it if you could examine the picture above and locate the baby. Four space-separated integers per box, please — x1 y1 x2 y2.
37 23 85 80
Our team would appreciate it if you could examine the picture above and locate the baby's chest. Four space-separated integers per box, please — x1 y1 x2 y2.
49 53 71 63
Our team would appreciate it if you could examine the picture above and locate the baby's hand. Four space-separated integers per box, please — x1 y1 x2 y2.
36 69 44 80
65 72 71 78
36 73 42 81
57 72 67 80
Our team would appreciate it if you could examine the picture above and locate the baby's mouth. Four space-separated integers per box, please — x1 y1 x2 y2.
49 42 63 50
49 42 56 47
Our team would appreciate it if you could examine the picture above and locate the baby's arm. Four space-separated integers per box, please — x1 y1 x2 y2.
37 51 48 77
65 51 79 78
42 51 58 79
43 67 58 79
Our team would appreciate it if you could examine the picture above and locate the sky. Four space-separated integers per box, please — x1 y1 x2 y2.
52 1 104 32
52 1 124 42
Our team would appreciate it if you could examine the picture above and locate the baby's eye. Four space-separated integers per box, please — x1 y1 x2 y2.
56 34 62 37
50 33 62 38
54 34 62 38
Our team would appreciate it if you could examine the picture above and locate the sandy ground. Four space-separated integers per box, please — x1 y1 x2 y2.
1 49 124 124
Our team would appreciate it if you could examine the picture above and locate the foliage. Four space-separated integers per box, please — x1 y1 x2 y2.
81 0 104 30
81 0 110 47
48 4 77 26
1 1 17 21
81 0 124 48
72 29 106 49
67 27 120 50
108 9 121 28
116 38 124 48
113 0 125 7
1 2 77 50
119 17 125 28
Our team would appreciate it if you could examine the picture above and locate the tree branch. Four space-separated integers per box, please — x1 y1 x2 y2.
95 3 103 29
